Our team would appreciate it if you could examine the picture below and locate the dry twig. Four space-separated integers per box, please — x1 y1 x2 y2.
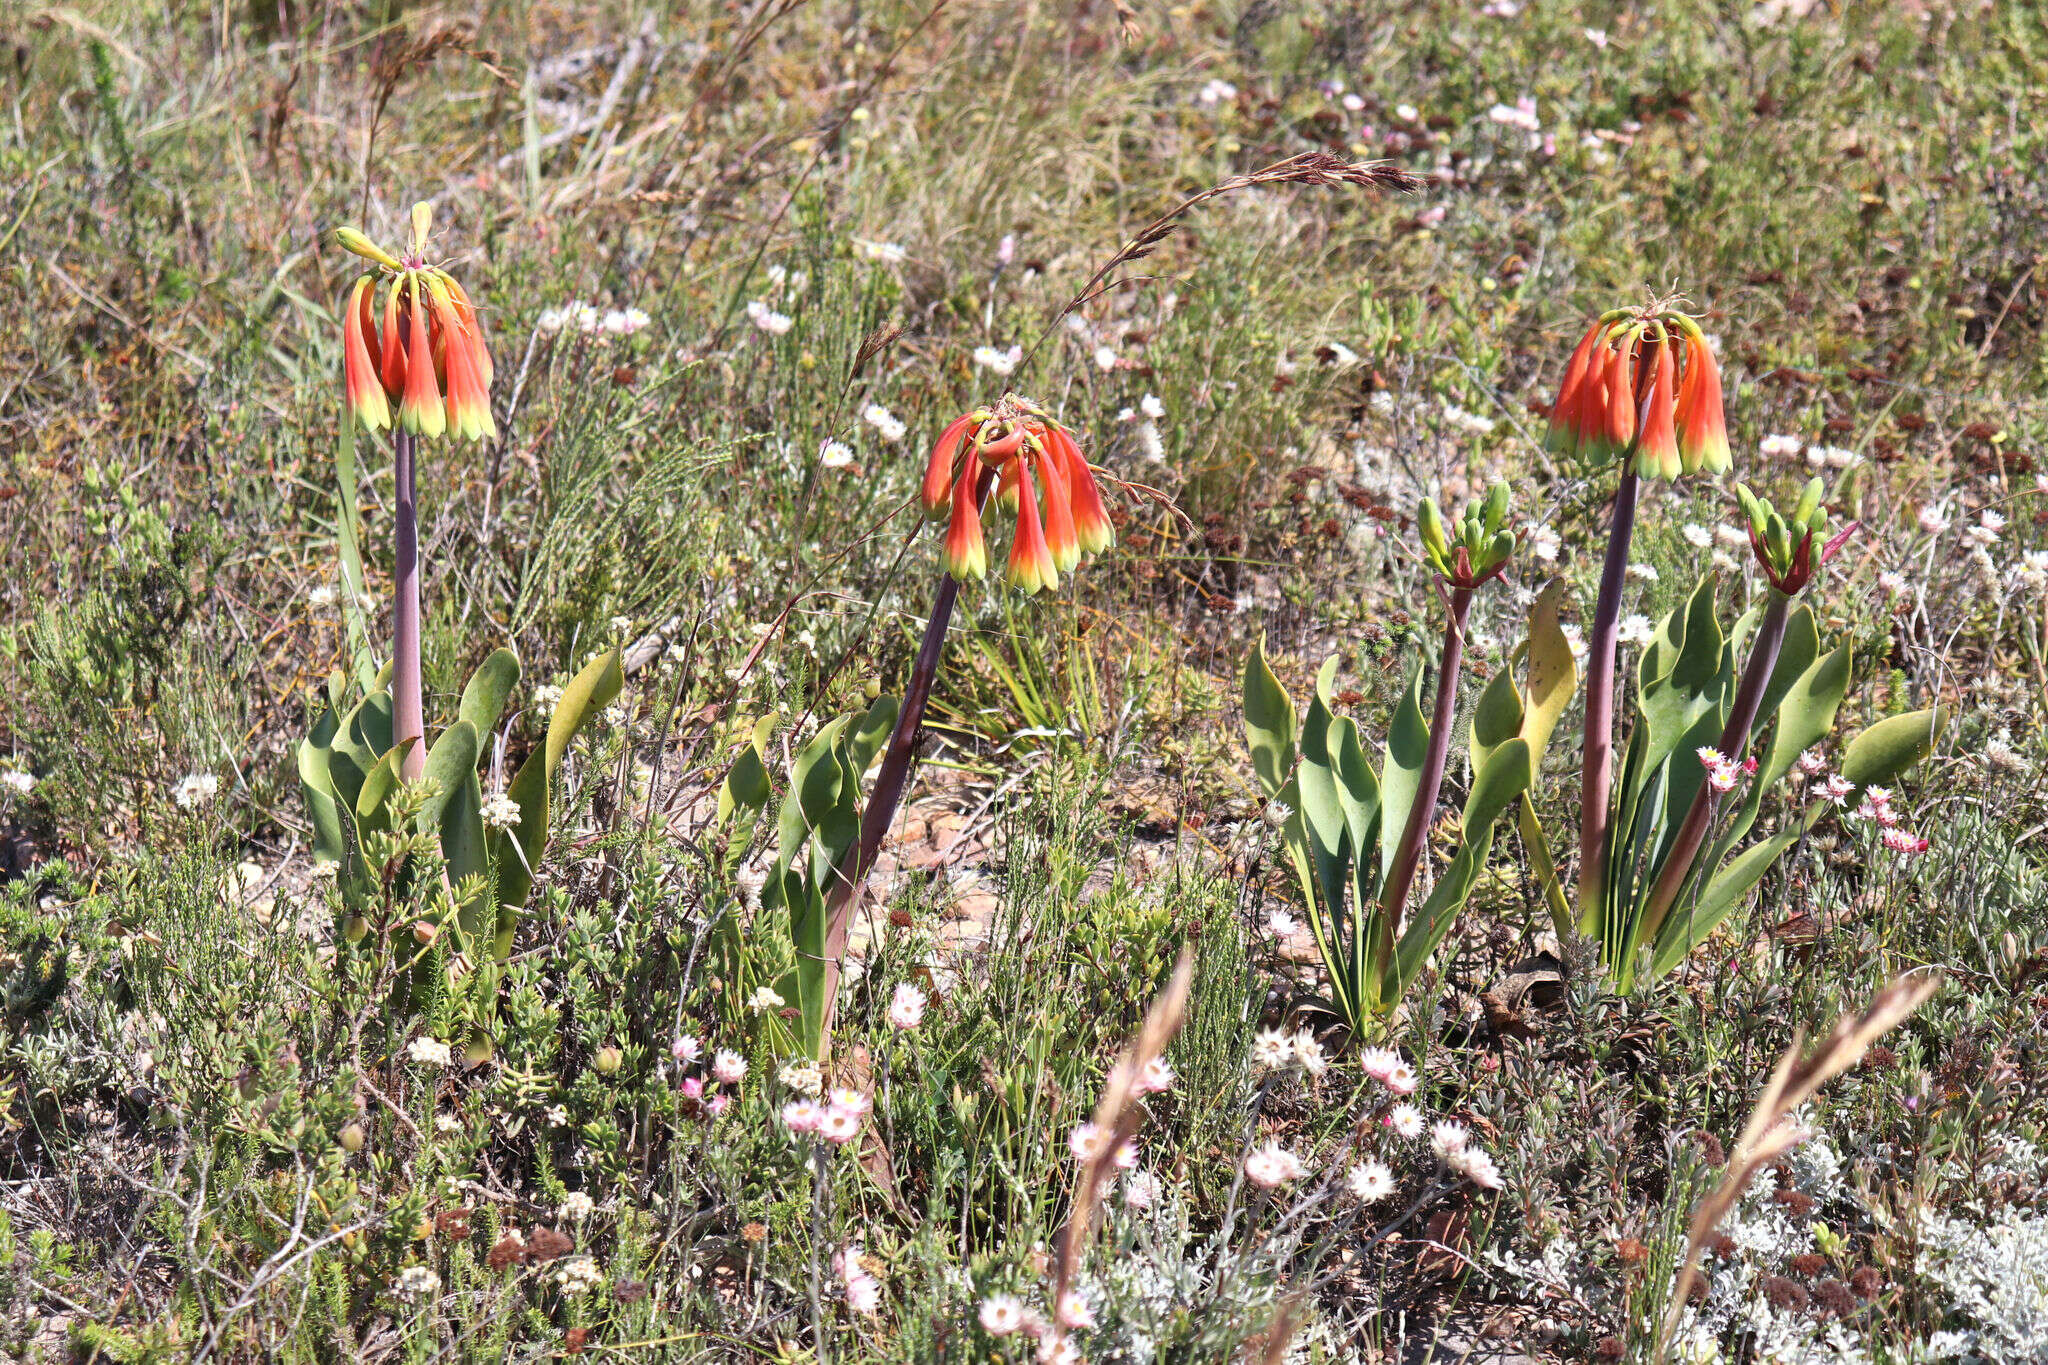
1655 971 1941 1360
1048 946 1195 1345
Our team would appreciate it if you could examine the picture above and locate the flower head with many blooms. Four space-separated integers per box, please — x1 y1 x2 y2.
1545 302 1727 479
920 395 1114 593
333 204 495 441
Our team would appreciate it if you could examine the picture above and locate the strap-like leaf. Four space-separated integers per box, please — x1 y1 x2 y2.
1467 666 1523 781
355 735 420 833
1242 634 1299 798
1461 737 1532 833
417 721 487 931
1377 663 1429 885
777 716 852 871
1647 832 1798 979
717 714 777 822
1386 739 1529 1002
1838 707 1948 793
296 734 352 871
1297 659 1356 928
1519 578 1579 774
458 647 522 741
489 648 623 954
845 695 900 776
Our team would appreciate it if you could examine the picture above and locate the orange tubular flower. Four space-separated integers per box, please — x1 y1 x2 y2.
1545 302 1727 482
918 396 1116 593
1543 318 1606 459
342 277 390 432
1671 322 1731 474
331 204 496 443
1636 332 1681 481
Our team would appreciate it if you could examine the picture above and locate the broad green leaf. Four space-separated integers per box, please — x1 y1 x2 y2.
777 717 852 870
1647 832 1798 979
1378 663 1429 886
1519 578 1579 773
329 688 394 814
1517 793 1572 940
1296 659 1355 925
489 649 624 955
1839 707 1947 792
418 722 487 931
1467 666 1523 780
355 735 420 832
845 695 900 775
417 720 480 843
1331 712 1381 908
1243 634 1299 798
443 772 490 934
1647 642 1735 878
1755 605 1820 743
1461 737 1532 833
1633 577 1727 792
457 647 522 741
1707 638 1851 872
1387 827 1497 1002
1385 740 1528 1004
718 713 777 822
544 648 624 775
296 735 351 869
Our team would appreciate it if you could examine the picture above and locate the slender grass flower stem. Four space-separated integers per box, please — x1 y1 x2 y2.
391 429 426 783
1380 585 1475 929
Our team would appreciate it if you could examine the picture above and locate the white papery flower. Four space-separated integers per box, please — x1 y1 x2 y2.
972 344 1022 375
172 773 220 809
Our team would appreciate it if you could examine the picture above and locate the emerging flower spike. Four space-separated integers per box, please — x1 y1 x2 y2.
1545 304 1727 479
1734 477 1859 596
332 204 496 442
918 395 1114 592
1417 481 1517 588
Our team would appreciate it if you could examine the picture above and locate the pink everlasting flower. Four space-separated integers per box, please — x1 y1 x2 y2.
819 1108 862 1145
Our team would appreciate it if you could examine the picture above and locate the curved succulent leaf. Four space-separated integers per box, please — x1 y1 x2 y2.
1242 634 1299 798
1377 664 1429 886
458 647 521 741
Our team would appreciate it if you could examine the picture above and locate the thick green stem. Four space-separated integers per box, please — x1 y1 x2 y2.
391 429 426 783
1574 465 1638 918
1638 590 1792 945
1379 584 1474 934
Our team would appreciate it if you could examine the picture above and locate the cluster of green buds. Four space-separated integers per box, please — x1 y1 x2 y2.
1735 477 1858 596
1418 482 1517 589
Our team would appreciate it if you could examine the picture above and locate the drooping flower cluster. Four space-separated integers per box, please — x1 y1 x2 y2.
334 204 496 441
1546 305 1728 478
920 396 1114 593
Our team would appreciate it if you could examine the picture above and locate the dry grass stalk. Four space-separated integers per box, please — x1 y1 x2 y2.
1048 945 1195 1343
1252 1295 1304 1365
1654 971 1941 1360
1047 153 1420 339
